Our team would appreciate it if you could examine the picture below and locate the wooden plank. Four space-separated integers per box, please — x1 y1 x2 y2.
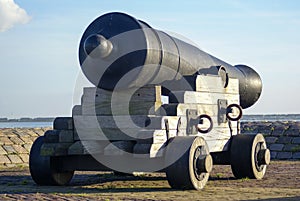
196 75 239 94
133 143 166 158
74 127 166 141
73 115 180 141
74 115 180 131
40 143 73 156
68 141 87 155
82 85 161 104
178 126 237 141
53 117 73 130
133 143 151 157
73 115 148 129
169 91 239 104
146 116 180 130
178 115 238 131
72 105 82 116
73 129 80 141
44 130 59 143
73 115 143 140
135 129 177 144
163 103 217 116
59 130 74 143
44 130 74 143
104 141 134 156
68 141 107 155
82 101 162 116
73 127 140 141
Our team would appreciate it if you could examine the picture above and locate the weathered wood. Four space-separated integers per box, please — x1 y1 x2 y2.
44 130 59 143
73 129 80 141
74 115 181 130
104 141 135 156
150 143 166 158
53 117 74 130
146 116 180 130
136 129 177 144
59 130 74 143
73 114 181 141
66 75 241 158
44 130 74 143
72 105 82 116
73 128 139 141
40 142 73 156
178 127 236 141
73 127 166 142
169 91 239 104
133 143 151 156
163 103 218 116
82 101 162 116
133 143 166 158
68 141 107 155
73 115 142 140
68 141 87 155
81 85 162 116
196 75 239 94
178 115 238 130
82 85 161 104
73 115 148 129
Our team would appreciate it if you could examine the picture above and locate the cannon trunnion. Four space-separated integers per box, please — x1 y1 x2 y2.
29 12 270 190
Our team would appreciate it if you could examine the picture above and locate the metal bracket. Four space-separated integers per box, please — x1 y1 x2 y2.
218 99 228 124
187 109 198 135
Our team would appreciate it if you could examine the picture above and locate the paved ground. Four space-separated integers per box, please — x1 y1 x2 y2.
0 161 299 200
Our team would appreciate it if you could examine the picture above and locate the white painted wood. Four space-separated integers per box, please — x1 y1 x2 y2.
170 91 239 105
196 75 239 94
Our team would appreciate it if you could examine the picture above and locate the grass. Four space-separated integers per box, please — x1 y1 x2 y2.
215 173 224 179
20 180 28 185
291 145 300 152
240 177 250 182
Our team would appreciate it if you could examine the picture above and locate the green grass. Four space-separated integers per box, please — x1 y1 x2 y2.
20 180 28 185
240 177 250 182
291 145 300 153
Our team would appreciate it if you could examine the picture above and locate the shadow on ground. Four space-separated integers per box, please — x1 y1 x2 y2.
0 171 174 194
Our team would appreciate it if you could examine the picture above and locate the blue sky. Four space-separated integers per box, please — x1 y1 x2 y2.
0 0 300 118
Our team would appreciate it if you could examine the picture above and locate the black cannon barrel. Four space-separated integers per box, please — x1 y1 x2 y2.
79 12 262 109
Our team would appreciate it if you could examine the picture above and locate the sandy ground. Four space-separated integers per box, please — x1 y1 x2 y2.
0 161 299 201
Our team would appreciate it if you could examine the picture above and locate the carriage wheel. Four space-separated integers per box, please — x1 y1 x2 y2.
230 134 270 179
29 136 74 185
165 136 213 190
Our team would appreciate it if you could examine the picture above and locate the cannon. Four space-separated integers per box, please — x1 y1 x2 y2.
29 12 270 190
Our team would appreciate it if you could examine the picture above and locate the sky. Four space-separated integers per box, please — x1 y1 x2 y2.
0 0 300 118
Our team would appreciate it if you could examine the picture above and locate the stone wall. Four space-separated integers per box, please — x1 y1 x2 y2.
0 128 50 168
0 121 299 168
241 121 300 160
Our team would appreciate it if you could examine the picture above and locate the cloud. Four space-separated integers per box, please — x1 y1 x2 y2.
0 0 31 32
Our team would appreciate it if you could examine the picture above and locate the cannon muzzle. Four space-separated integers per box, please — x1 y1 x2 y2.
79 12 262 109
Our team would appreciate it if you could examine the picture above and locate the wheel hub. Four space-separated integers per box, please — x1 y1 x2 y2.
193 146 213 180
255 142 270 171
258 149 271 165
